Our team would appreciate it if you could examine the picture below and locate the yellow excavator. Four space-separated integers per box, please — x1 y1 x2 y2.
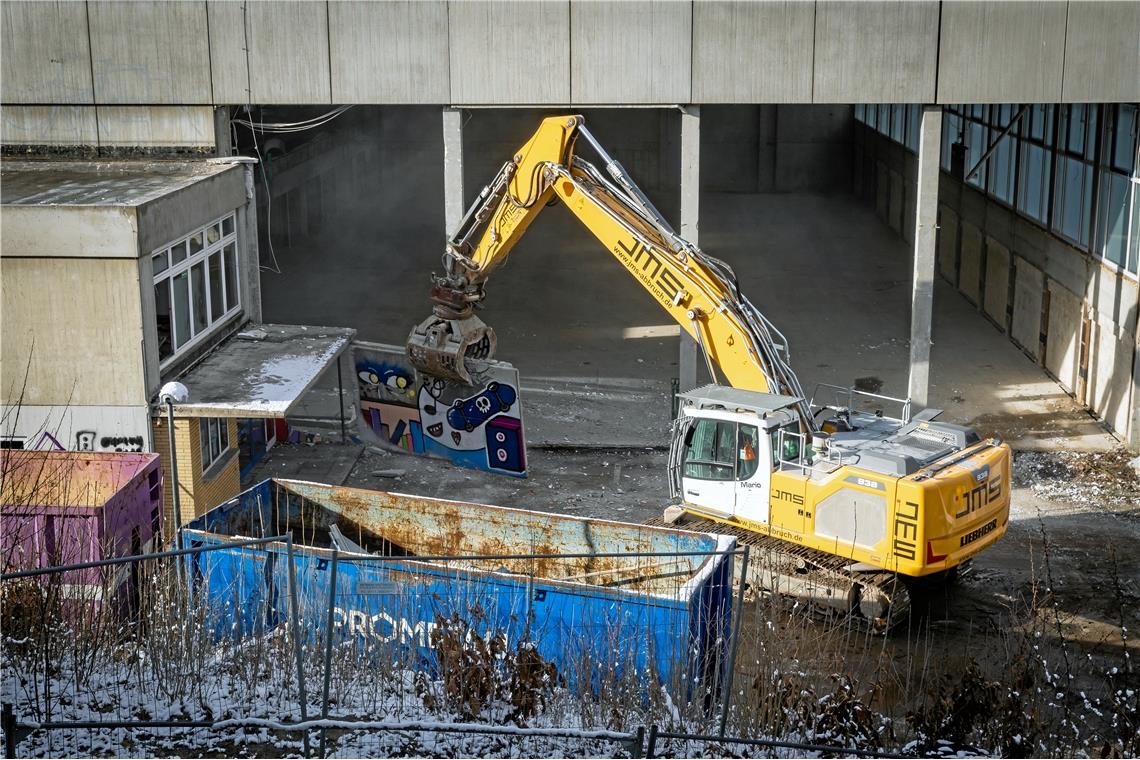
407 115 1011 631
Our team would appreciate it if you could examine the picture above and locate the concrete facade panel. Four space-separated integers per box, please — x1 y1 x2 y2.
691 1 813 103
937 1 1066 103
245 1 331 104
1 106 99 146
1086 264 1140 326
0 257 145 406
1045 281 1082 393
813 1 938 103
1 1 94 104
3 405 152 454
88 1 212 104
1010 255 1044 359
136 166 247 254
1089 317 1135 436
205 1 248 103
330 1 449 103
570 0 690 104
959 222 983 305
1 206 138 259
96 106 214 148
938 206 959 285
449 1 569 104
1061 1 1140 103
983 237 1010 329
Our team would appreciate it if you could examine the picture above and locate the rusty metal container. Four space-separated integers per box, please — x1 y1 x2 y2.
185 478 735 696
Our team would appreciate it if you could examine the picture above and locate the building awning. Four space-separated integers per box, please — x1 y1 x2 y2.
166 324 356 419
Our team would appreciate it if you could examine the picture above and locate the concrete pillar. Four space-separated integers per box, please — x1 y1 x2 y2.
907 105 942 409
213 106 232 157
679 106 701 391
443 107 464 233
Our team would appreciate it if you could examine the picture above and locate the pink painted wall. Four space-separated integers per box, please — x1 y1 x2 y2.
1 452 163 595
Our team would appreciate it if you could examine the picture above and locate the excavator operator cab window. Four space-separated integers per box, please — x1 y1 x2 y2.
771 422 804 468
737 425 760 480
683 419 736 481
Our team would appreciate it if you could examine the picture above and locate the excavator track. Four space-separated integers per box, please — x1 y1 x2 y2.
645 513 911 634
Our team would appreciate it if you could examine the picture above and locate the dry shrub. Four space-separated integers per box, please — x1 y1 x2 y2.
749 671 889 752
417 610 557 725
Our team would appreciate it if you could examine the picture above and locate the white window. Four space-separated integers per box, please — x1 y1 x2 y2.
200 418 231 473
153 214 240 364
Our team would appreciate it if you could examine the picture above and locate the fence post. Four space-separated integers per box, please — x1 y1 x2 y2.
629 725 645 759
285 535 311 758
3 703 16 759
318 547 340 759
718 544 749 739
645 724 658 759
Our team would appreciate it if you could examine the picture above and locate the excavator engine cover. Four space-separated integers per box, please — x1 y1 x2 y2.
407 313 497 385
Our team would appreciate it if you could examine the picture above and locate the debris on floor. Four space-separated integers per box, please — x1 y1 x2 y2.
1013 448 1140 508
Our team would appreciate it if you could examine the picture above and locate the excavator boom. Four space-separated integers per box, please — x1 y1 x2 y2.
407 115 813 428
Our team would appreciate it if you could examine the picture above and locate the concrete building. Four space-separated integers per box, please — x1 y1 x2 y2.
1 0 1138 449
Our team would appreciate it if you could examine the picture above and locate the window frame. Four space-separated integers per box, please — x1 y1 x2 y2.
152 213 240 367
199 417 231 475
1091 104 1139 278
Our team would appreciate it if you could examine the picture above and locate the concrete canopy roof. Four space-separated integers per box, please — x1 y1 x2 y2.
165 324 356 419
1 159 239 207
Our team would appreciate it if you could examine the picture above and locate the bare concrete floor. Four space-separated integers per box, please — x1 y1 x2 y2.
266 191 1114 452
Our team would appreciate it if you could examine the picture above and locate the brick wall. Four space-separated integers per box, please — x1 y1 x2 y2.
151 416 241 538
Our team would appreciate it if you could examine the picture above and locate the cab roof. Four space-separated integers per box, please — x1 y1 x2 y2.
677 384 802 416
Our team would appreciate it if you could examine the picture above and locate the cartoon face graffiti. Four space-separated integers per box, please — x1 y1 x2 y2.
357 364 415 402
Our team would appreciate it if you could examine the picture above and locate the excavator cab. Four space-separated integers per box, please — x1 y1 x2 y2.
668 386 804 526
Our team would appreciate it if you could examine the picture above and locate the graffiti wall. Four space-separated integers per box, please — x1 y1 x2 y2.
354 342 527 478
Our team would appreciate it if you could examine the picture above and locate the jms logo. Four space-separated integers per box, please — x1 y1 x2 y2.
771 489 805 506
955 468 1002 519
893 500 919 561
615 238 684 304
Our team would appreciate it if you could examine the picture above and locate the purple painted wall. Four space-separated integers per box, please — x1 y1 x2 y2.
0 452 163 599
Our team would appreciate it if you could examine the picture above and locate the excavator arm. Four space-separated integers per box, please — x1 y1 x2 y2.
407 115 815 430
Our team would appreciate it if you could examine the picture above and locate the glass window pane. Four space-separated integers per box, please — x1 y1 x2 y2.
1129 187 1139 274
188 231 204 256
855 104 865 123
206 224 221 246
1112 105 1137 173
1084 106 1098 161
906 105 920 151
200 419 211 465
1017 143 1049 223
990 139 1015 204
191 262 208 333
152 251 168 276
683 419 735 481
1098 172 1129 268
154 280 172 360
219 419 229 451
967 121 986 188
209 418 221 461
209 252 225 320
170 241 187 265
891 105 905 142
737 425 760 481
224 243 239 311
172 271 190 349
222 215 235 237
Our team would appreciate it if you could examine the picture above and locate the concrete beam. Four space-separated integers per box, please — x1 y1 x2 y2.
679 106 700 392
907 105 941 409
443 107 464 234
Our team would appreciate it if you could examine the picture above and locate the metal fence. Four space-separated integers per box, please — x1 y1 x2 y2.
1 536 902 758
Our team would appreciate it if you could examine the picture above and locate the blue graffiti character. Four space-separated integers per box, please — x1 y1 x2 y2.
446 382 517 432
